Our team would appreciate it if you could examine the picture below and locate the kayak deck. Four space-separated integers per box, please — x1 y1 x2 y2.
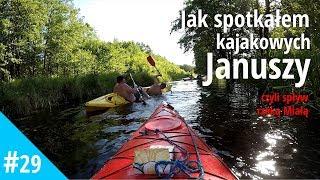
85 93 129 112
92 103 237 179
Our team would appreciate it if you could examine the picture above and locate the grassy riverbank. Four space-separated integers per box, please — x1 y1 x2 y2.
0 0 190 118
1 70 187 118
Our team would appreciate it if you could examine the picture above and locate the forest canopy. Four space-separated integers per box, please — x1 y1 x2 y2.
172 0 320 92
0 0 188 118
0 0 186 81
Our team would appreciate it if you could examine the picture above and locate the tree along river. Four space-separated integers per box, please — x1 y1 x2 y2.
13 80 320 179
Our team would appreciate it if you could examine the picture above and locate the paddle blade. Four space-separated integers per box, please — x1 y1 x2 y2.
147 55 155 66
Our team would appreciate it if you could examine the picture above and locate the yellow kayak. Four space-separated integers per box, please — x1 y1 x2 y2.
85 93 129 112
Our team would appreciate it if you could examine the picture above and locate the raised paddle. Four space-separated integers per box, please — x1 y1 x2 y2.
147 55 162 77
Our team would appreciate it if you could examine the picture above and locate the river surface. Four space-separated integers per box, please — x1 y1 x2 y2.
13 80 320 179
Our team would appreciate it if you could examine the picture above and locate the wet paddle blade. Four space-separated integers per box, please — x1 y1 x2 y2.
147 56 156 67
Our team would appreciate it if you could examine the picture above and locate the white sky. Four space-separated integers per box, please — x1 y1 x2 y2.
73 0 194 65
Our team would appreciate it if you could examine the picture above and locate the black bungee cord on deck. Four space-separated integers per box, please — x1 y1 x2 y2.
181 119 205 179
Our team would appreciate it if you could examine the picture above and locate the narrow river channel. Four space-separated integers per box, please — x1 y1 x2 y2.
13 80 320 179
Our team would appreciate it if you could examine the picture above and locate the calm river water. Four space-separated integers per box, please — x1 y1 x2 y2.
13 80 320 179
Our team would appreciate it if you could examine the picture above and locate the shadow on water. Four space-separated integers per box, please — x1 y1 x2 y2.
13 80 320 179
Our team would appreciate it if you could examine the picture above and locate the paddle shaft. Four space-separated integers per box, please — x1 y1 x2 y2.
129 73 146 104
154 66 162 77
129 73 137 87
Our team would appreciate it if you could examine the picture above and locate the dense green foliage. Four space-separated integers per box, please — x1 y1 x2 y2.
0 0 186 80
273 0 320 94
172 0 320 94
179 64 194 72
0 74 115 117
0 0 92 79
0 0 188 117
172 0 255 74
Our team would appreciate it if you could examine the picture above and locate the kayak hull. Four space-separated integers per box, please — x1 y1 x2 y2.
85 93 129 113
92 103 237 179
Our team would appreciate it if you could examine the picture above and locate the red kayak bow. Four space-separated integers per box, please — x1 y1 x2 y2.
92 103 237 179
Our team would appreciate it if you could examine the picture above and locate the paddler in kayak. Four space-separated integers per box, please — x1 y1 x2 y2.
143 75 167 96
113 75 142 103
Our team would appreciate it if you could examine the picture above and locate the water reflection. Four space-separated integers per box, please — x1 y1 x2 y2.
12 80 320 179
253 131 281 176
255 160 277 176
250 121 299 178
